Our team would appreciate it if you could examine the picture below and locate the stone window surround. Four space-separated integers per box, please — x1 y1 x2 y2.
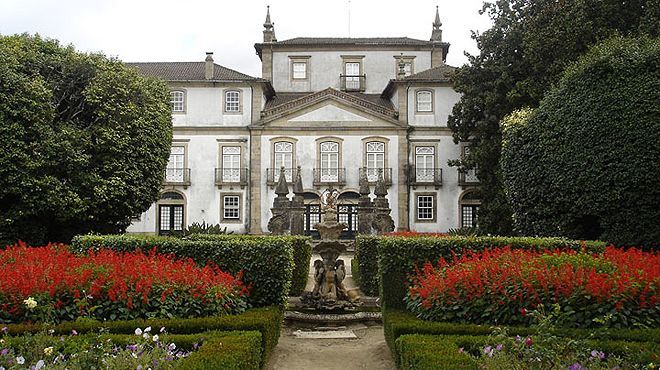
393 55 416 76
362 136 390 173
458 189 481 228
341 55 365 74
315 136 344 171
217 139 248 173
414 88 434 114
289 55 311 81
223 89 242 114
170 89 186 114
220 193 243 223
156 190 187 232
270 136 298 173
414 192 436 223
411 142 439 169
169 139 190 171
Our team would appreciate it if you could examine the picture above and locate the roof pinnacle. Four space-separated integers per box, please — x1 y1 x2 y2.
430 6 443 42
263 5 277 43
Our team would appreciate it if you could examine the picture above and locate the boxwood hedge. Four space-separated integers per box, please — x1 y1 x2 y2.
357 235 606 309
70 234 296 307
184 234 311 296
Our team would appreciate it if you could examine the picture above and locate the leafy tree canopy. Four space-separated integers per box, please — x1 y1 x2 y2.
501 36 660 246
0 34 173 245
448 0 658 235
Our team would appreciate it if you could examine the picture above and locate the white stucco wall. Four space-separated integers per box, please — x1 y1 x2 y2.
126 134 250 234
259 133 400 233
271 50 432 94
407 86 461 127
171 86 252 126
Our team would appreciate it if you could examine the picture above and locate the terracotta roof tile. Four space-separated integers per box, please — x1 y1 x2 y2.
404 65 456 82
125 62 259 81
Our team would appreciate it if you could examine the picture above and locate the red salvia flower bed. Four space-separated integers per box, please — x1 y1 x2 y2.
0 242 248 323
405 246 659 328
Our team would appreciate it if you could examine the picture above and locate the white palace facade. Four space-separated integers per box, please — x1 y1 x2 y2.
126 7 480 237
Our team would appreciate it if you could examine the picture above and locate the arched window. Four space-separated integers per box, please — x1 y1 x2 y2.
170 91 185 112
158 192 185 235
416 90 433 112
415 146 435 182
274 141 294 181
365 141 385 182
459 190 481 228
319 141 339 182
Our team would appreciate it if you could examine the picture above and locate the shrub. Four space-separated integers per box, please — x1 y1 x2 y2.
70 234 296 307
0 243 247 324
4 306 283 367
501 36 660 246
405 247 658 328
395 334 479 369
356 235 607 309
183 234 311 296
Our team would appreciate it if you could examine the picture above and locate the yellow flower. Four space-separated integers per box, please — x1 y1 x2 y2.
44 346 53 356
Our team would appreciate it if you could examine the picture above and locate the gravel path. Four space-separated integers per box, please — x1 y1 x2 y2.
265 323 396 370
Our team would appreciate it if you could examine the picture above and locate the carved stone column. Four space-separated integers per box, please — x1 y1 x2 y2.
371 169 395 234
357 169 374 234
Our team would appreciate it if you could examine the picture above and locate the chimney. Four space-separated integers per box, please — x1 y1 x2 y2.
205 52 214 80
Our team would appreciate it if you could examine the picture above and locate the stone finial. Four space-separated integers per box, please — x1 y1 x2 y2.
292 166 304 194
430 6 443 42
359 168 370 195
374 169 387 197
396 53 407 80
205 52 214 80
275 166 289 196
263 5 277 43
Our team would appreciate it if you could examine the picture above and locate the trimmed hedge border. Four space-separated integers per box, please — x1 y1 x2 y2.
70 234 298 307
384 308 660 367
5 306 282 367
357 235 607 309
184 234 312 296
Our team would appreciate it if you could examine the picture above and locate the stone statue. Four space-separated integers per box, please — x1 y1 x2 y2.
320 188 340 212
311 259 325 296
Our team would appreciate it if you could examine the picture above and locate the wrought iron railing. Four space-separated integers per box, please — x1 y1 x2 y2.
340 74 366 92
312 168 346 186
266 167 298 185
215 168 248 187
359 167 392 186
409 166 442 186
458 169 480 186
163 168 191 186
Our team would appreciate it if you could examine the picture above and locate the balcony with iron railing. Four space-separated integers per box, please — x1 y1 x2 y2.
266 167 299 187
359 167 392 186
215 168 248 188
458 169 480 186
163 168 191 187
409 166 442 188
340 74 366 92
312 168 346 187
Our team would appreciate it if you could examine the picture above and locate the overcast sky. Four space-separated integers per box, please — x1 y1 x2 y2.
1 0 493 77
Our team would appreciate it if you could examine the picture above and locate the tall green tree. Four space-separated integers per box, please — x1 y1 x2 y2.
0 34 172 245
448 0 658 235
501 36 660 246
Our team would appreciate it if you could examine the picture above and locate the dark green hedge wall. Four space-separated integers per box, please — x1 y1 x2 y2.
501 36 660 246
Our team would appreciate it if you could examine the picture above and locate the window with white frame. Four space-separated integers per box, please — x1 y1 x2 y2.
166 146 185 182
222 146 241 182
223 195 240 220
320 141 339 182
416 90 433 112
225 90 240 112
344 62 361 90
292 61 307 79
170 91 184 112
460 190 481 228
462 146 479 182
274 141 294 181
417 195 434 221
415 146 435 182
366 141 385 182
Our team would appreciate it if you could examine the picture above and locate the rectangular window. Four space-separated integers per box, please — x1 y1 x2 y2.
222 146 241 182
225 91 240 112
345 62 361 90
166 146 185 182
170 91 184 112
292 61 307 79
417 195 434 221
223 195 240 220
366 141 385 182
416 90 433 112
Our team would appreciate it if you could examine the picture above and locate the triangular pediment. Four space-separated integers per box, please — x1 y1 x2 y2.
255 87 402 128
289 104 371 122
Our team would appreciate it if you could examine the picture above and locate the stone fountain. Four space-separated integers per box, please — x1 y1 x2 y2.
300 188 360 311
